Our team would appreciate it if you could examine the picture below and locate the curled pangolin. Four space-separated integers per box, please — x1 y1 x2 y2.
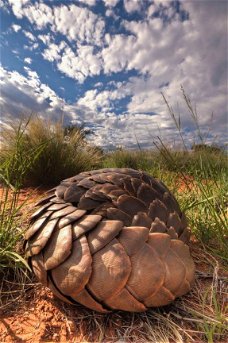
25 168 195 312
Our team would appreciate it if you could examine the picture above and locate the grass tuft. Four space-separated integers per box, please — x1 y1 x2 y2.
103 148 152 170
0 116 102 187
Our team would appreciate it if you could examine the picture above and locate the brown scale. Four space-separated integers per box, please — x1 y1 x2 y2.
25 168 195 312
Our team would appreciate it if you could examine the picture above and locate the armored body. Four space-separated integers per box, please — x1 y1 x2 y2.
25 168 195 312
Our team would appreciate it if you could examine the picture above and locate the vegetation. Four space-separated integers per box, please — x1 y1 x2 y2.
0 119 42 271
103 148 152 170
0 116 102 187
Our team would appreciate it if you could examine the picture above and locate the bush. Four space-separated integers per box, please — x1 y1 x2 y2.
103 149 153 171
151 148 227 179
0 117 102 187
191 143 225 154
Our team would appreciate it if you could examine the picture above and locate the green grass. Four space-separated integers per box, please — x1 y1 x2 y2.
178 173 227 260
0 187 29 270
0 116 102 187
103 149 153 171
0 119 42 271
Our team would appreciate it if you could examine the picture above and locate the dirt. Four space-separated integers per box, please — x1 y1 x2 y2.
0 284 98 343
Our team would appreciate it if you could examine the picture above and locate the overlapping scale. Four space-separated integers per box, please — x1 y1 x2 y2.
71 289 108 313
31 252 47 286
87 239 131 301
118 227 149 256
87 220 123 254
72 215 102 240
51 236 92 297
105 288 146 312
25 211 52 240
126 243 165 301
26 218 59 256
26 168 195 312
43 225 72 270
58 209 86 229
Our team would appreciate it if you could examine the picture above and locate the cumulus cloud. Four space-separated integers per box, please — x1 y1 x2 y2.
78 85 130 112
8 2 105 46
23 30 36 41
7 0 30 18
38 34 52 45
3 0 227 148
0 66 79 123
102 34 137 74
11 24 21 32
52 5 105 45
103 0 119 8
124 0 142 13
42 41 67 62
43 43 103 83
0 65 173 149
24 57 32 64
77 0 97 6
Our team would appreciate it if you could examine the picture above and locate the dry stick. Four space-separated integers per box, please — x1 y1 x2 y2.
196 271 227 281
181 85 205 144
161 91 188 151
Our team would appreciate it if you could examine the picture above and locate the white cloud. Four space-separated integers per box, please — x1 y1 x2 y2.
77 0 96 6
46 43 103 83
153 0 168 6
24 42 39 51
19 2 53 29
11 24 21 32
78 85 130 112
0 65 162 149
105 9 113 17
24 57 32 64
42 41 66 62
103 0 119 8
7 0 30 18
0 0 10 12
23 30 36 41
124 0 142 13
0 65 82 124
3 0 227 149
102 34 137 73
38 33 52 45
8 2 105 46
0 62 226 150
52 5 105 45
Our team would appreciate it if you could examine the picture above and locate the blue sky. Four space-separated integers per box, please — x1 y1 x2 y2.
0 0 227 149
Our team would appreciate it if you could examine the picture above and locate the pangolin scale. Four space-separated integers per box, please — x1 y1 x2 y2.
25 168 195 312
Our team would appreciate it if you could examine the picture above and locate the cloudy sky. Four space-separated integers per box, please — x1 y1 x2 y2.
0 0 227 149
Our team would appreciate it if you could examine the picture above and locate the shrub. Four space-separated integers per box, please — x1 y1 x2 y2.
103 149 152 171
191 143 225 154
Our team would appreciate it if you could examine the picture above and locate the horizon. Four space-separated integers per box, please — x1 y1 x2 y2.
0 0 227 149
